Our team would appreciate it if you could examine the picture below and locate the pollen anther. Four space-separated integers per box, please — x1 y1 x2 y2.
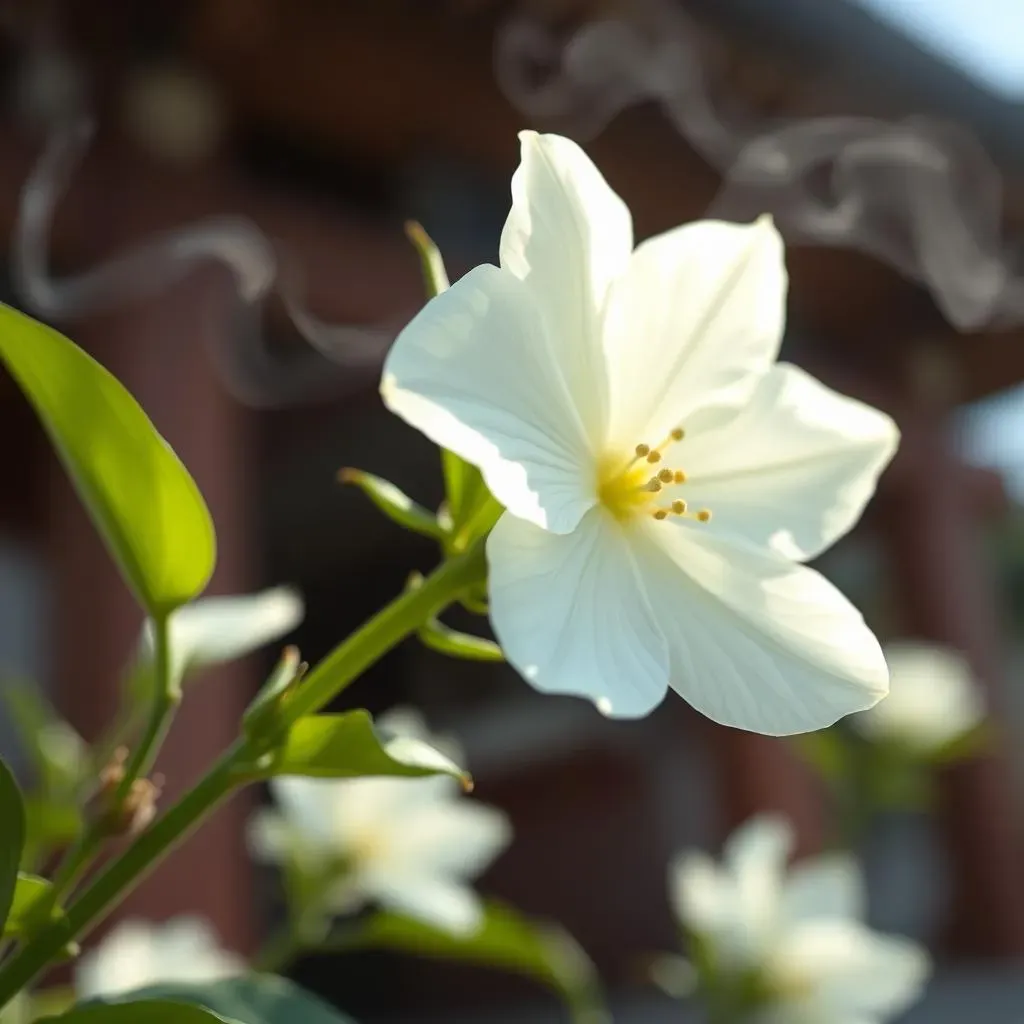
658 468 674 483
635 443 650 458
671 499 687 515
653 509 668 520
696 509 712 523
674 470 687 484
646 450 662 464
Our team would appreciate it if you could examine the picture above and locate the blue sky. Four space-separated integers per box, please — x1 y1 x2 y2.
854 0 1024 97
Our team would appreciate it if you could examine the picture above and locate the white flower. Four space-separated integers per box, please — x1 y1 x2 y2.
248 708 511 936
671 816 929 1024
75 917 243 999
851 642 984 754
140 586 304 683
381 130 898 734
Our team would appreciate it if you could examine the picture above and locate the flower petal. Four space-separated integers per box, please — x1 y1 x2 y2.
630 525 889 734
669 851 729 935
680 364 898 561
385 801 512 880
601 217 786 449
773 921 929 1020
382 264 596 533
486 508 669 718
851 642 984 751
723 816 791 958
500 130 633 439
782 854 865 926
140 586 304 685
367 874 484 936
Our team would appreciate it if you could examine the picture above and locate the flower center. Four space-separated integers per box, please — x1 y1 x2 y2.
596 427 712 525
349 828 388 868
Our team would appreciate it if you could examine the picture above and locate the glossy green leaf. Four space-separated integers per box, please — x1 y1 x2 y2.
338 469 444 541
124 975 357 1024
0 757 25 932
243 710 470 787
39 999 234 1024
2 873 59 937
0 304 215 615
419 616 503 661
349 902 609 1024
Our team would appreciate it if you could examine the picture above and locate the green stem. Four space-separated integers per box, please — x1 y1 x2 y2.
279 539 486 725
116 615 178 802
44 831 103 909
0 548 485 1006
44 619 178 912
0 743 244 1006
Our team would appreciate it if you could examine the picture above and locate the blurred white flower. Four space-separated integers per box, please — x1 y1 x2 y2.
248 708 511 936
851 642 985 754
671 816 929 1024
75 917 243 999
140 586 304 684
382 129 897 734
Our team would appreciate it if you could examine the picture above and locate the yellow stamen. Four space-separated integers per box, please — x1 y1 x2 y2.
597 425 711 525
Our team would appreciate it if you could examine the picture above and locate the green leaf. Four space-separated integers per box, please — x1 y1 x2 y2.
39 999 235 1024
338 469 444 541
0 757 26 932
2 873 60 937
419 616 504 661
242 647 306 747
0 304 215 615
244 710 471 787
121 975 357 1024
349 902 609 1024
404 221 450 297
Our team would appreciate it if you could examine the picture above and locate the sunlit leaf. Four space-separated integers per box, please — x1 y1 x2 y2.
348 902 609 1024
243 710 470 787
418 617 503 661
339 469 443 541
0 757 25 932
0 305 215 615
2 873 60 938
